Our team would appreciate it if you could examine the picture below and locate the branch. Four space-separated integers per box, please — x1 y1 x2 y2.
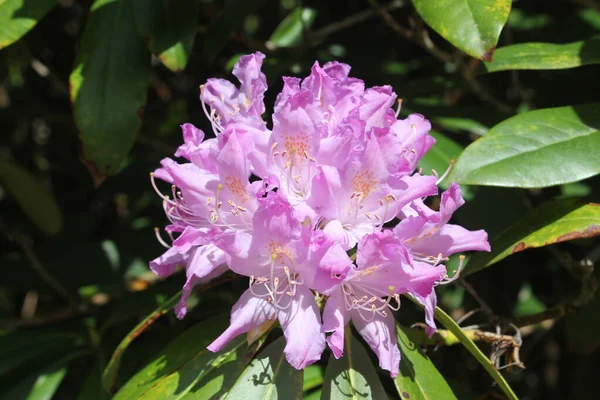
310 0 406 43
367 0 453 63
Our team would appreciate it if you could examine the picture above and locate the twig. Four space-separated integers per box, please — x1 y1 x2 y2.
310 0 406 42
368 0 515 114
0 304 82 330
460 278 496 320
367 0 453 63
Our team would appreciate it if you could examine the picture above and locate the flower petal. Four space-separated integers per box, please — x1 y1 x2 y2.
207 288 276 352
278 285 326 369
323 288 350 358
175 245 228 319
149 246 187 277
351 308 401 377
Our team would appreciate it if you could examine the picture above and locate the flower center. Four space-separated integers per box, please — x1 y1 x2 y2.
342 283 400 321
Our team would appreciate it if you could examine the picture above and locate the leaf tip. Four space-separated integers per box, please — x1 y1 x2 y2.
482 45 496 62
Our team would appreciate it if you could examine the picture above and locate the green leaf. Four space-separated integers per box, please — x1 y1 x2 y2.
405 298 518 400
0 331 82 378
0 159 63 234
69 0 151 176
179 331 265 400
465 200 600 275
418 130 464 187
77 363 109 400
115 314 251 399
267 7 317 49
395 324 458 400
1 350 90 400
450 103 600 188
411 0 511 61
484 36 600 73
225 336 303 400
322 331 387 400
0 0 58 50
202 0 266 62
302 365 323 392
133 0 199 72
102 290 181 393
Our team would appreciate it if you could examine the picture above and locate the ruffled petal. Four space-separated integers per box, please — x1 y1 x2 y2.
149 246 187 277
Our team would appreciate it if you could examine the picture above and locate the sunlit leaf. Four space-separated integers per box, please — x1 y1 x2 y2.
69 0 151 176
465 200 600 275
484 36 600 73
102 290 181 393
450 103 600 188
225 336 303 400
322 331 387 400
267 7 317 49
133 0 199 72
412 0 511 61
395 324 458 400
0 0 58 50
114 314 243 399
0 159 63 234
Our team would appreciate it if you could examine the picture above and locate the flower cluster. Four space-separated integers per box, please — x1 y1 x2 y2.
149 53 490 377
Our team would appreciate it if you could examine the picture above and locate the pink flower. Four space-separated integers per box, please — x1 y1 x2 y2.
148 52 491 373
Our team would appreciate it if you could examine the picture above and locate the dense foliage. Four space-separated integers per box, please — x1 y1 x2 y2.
1 0 599 399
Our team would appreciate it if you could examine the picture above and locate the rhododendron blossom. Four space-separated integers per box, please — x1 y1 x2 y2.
149 52 490 377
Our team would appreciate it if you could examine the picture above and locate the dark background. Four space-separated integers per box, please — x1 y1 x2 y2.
1 0 599 399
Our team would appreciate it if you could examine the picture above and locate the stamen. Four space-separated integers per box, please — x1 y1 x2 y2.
154 227 171 248
436 160 455 185
395 98 403 118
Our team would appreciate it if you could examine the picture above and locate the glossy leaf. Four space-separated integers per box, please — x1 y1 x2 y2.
395 324 458 400
322 331 387 400
484 36 600 73
466 200 600 275
0 159 63 234
133 0 199 72
102 290 181 393
450 103 600 188
302 365 323 392
411 0 511 61
114 314 246 399
225 336 303 400
267 7 317 49
69 0 151 176
0 0 57 50
179 331 265 400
